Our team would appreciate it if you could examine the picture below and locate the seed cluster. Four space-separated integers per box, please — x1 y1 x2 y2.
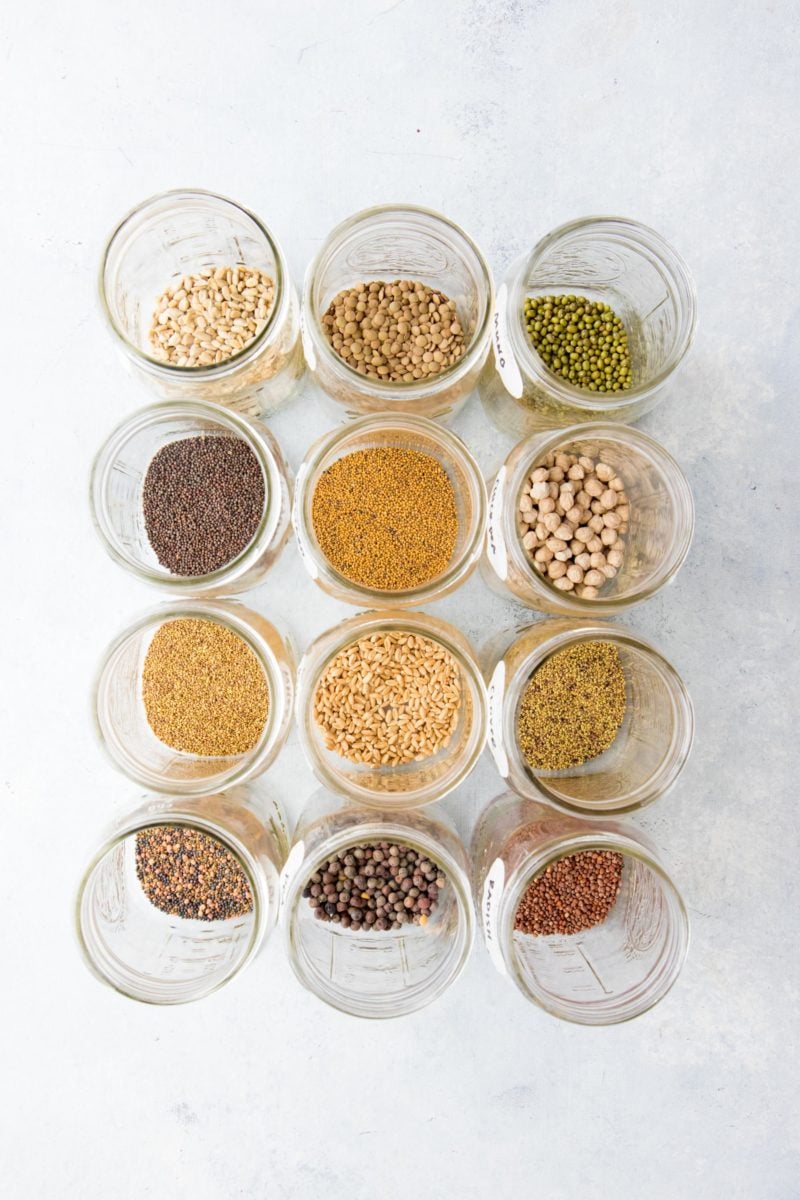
142 618 269 757
303 842 447 930
524 294 633 392
313 631 462 766
135 825 253 921
142 435 265 577
311 447 458 591
517 641 626 771
321 279 466 382
149 265 275 367
518 449 629 598
514 850 624 936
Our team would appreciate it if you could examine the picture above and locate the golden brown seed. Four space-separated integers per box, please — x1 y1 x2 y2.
149 267 275 367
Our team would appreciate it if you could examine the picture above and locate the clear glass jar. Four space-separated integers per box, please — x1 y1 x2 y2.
295 610 487 809
90 401 292 596
301 204 494 422
481 216 697 436
486 620 694 815
99 189 304 417
281 789 474 1017
484 422 694 615
293 413 487 607
76 783 288 1004
472 794 689 1024
94 600 295 794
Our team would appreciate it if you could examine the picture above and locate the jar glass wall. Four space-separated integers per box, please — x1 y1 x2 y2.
302 204 494 422
99 189 304 417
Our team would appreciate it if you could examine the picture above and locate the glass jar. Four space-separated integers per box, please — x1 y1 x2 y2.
99 189 304 417
481 216 697 436
301 204 494 422
76 783 288 1004
281 789 474 1017
487 620 693 815
90 401 292 596
94 600 294 794
472 794 689 1024
295 610 487 809
293 413 487 607
484 422 694 615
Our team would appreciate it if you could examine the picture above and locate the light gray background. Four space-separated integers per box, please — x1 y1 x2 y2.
2 1 797 1197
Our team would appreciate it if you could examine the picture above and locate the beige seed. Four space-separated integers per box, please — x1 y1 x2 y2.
566 505 583 524
567 465 584 480
601 527 618 546
555 523 574 541
531 482 550 500
547 560 567 580
590 552 606 569
579 585 599 599
595 462 614 482
553 576 574 591
575 526 594 544
584 569 604 586
576 552 592 569
522 531 538 550
539 496 556 515
589 515 605 534
567 564 584 583
543 512 562 534
600 489 618 509
587 536 604 553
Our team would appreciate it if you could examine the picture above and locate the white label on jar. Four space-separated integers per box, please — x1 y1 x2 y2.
292 464 319 580
279 839 306 913
486 466 509 582
299 308 317 371
486 660 509 778
492 283 524 399
481 856 507 975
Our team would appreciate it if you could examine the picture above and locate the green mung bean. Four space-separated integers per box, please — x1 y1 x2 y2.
523 294 633 393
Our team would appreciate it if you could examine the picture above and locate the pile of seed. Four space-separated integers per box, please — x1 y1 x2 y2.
135 824 253 921
523 294 633 392
517 641 626 771
149 265 275 367
321 280 466 382
142 618 269 756
302 841 446 930
142 435 265 576
514 850 624 936
518 449 629 598
313 631 462 766
311 447 458 590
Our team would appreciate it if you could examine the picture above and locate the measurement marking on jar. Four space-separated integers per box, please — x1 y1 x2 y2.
575 944 612 994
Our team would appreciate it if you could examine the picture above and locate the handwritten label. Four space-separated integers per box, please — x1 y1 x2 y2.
481 857 507 975
486 466 508 582
279 840 306 915
486 660 509 777
491 283 523 399
299 308 317 371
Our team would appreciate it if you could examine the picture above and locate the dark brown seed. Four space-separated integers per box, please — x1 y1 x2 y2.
303 841 446 931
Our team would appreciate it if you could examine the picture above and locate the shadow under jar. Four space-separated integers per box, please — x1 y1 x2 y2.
302 204 494 422
293 413 487 607
486 620 694 815
99 189 303 417
76 784 288 1004
90 401 292 596
282 790 474 1018
295 610 488 809
483 422 694 616
94 600 294 795
481 216 697 437
472 794 689 1025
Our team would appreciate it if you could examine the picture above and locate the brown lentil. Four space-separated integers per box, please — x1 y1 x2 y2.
135 824 253 921
514 850 624 936
517 640 626 771
142 618 269 756
149 265 275 368
311 447 458 591
303 841 446 931
321 279 466 382
313 631 462 766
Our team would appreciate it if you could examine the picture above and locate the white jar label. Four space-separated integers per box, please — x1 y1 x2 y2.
481 856 507 975
299 308 317 371
279 839 306 914
486 660 509 778
292 464 319 580
492 283 524 399
486 466 509 582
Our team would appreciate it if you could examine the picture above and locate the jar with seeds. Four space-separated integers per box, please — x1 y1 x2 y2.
483 422 694 615
76 782 288 1004
281 789 473 1017
486 619 693 816
91 401 292 596
99 189 303 417
472 793 690 1024
293 413 487 607
480 216 697 437
295 610 488 809
302 204 494 423
94 600 295 794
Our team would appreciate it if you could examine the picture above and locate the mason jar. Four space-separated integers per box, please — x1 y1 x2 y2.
94 600 294 794
281 790 474 1017
90 401 292 596
99 189 304 417
75 783 288 1004
293 413 487 607
481 216 697 436
295 610 487 809
486 620 694 815
483 422 694 615
301 204 494 422
472 794 689 1024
